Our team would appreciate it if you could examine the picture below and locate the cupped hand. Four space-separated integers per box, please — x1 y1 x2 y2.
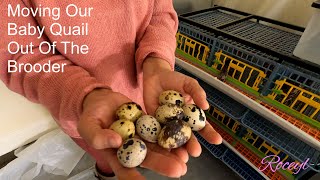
78 89 128 150
143 57 223 159
78 88 188 180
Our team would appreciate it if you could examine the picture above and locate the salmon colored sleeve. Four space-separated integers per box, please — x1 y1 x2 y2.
135 0 179 71
0 0 109 137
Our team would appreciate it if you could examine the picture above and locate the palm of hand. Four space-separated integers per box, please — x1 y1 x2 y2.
79 71 222 180
143 70 186 115
142 70 223 177
79 89 187 179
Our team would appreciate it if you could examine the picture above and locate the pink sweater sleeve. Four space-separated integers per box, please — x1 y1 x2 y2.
135 0 179 70
0 1 109 137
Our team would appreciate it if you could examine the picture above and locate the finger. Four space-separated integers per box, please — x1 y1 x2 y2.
158 72 208 110
183 76 209 110
147 143 187 173
186 133 202 157
104 149 146 180
198 122 223 145
172 147 189 163
145 143 188 176
78 118 122 149
144 93 160 116
183 94 195 105
140 148 186 178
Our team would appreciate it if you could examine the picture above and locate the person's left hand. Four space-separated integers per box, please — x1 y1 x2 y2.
142 57 223 177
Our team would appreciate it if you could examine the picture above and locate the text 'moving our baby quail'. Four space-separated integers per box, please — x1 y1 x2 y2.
6 4 93 73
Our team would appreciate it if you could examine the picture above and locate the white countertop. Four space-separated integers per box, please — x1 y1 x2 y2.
0 82 57 156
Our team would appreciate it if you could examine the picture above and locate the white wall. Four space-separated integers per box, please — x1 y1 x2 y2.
174 0 213 14
191 0 213 11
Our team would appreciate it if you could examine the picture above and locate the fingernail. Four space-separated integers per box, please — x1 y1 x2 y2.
206 102 210 108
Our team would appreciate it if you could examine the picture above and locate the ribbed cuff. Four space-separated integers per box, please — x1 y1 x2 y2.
94 164 116 180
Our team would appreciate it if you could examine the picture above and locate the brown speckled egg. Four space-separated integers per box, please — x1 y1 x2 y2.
136 115 161 143
155 104 184 124
157 119 192 149
159 90 185 107
110 119 135 140
116 102 143 122
117 138 147 168
182 104 206 131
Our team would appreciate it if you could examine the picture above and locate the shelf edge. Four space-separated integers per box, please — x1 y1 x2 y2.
175 57 320 150
222 139 270 180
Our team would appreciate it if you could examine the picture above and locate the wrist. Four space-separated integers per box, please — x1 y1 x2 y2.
143 57 172 77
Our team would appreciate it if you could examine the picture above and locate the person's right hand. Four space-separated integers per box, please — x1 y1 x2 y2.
77 89 188 180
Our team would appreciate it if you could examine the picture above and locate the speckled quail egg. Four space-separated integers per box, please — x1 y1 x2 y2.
116 102 143 122
155 104 184 124
159 90 185 107
182 104 206 131
110 119 135 140
158 119 192 149
117 138 147 168
136 115 162 143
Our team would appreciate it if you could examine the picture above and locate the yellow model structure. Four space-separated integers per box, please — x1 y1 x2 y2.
214 51 266 91
176 32 210 64
269 79 320 123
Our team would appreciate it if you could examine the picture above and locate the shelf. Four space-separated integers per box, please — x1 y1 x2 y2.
186 8 301 56
242 111 320 171
175 57 320 151
177 67 248 120
194 132 269 180
199 81 249 120
221 146 267 180
194 132 228 159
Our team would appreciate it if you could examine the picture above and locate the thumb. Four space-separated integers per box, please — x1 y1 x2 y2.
78 118 122 149
145 99 159 116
